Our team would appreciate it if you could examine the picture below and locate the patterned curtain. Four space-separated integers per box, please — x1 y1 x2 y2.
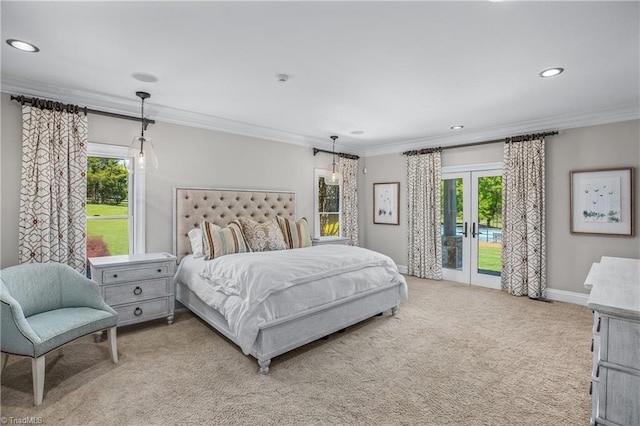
339 156 359 246
501 138 546 299
406 150 442 279
19 103 88 272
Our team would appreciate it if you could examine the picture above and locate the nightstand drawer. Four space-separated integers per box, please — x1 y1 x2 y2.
114 298 171 325
103 278 170 306
101 264 171 284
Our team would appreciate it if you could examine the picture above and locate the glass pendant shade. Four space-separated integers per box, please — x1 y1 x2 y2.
325 135 340 185
325 158 340 185
128 135 158 172
128 91 157 173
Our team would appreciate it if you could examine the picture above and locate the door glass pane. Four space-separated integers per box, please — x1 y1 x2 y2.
476 175 502 276
441 178 463 270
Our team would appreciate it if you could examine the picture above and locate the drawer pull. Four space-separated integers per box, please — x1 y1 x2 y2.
596 318 601 332
596 366 600 378
157 268 162 273
113 274 118 278
589 382 592 395
134 307 143 317
133 286 143 295
591 338 594 352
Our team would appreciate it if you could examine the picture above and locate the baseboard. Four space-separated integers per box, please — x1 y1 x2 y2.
545 288 589 307
398 265 590 307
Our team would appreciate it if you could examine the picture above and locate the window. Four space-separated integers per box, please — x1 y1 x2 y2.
86 143 145 260
86 155 130 257
314 168 342 238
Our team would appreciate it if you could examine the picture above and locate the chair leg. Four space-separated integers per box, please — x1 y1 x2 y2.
107 326 118 363
32 356 45 406
1 352 8 375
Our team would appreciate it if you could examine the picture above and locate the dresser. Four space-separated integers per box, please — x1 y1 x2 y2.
585 256 640 426
89 252 177 326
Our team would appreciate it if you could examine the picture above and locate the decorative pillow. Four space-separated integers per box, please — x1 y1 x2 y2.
188 228 204 258
201 220 250 260
237 217 287 252
276 216 312 249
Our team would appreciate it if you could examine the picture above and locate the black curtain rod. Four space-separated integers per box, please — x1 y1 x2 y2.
402 131 558 156
11 95 156 128
313 147 360 160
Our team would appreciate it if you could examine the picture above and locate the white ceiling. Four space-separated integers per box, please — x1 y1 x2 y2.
2 1 639 156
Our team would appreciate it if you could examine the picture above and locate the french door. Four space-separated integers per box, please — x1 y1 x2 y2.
441 165 502 289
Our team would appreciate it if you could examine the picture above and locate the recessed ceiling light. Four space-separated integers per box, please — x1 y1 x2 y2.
350 130 364 135
451 125 464 130
131 72 159 83
539 67 564 78
6 39 39 53
276 74 289 83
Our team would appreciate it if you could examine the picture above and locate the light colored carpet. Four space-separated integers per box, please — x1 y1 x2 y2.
1 277 593 425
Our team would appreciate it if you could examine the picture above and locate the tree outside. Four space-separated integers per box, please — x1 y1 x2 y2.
87 157 128 205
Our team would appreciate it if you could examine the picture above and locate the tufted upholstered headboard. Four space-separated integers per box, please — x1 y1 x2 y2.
173 187 296 262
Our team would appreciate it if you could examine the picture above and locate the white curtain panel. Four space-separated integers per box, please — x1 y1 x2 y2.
501 138 546 299
19 104 88 272
339 156 359 246
406 150 442 279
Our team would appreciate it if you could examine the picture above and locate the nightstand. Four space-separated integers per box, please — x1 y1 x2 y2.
312 237 349 246
89 252 177 326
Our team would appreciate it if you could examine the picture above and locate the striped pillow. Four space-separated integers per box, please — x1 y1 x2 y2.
276 216 312 249
201 220 250 260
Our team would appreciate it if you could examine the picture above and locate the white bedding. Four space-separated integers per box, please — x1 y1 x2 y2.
175 245 408 354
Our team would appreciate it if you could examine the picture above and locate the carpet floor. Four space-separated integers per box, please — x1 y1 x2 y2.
1 277 593 425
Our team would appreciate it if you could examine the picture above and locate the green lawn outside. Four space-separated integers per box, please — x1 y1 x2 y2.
87 203 128 216
86 203 129 255
478 244 502 273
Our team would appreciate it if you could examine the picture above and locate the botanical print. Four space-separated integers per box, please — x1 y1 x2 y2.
377 187 395 220
374 182 399 225
581 177 621 223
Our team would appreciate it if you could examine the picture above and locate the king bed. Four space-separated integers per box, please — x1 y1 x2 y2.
173 187 407 373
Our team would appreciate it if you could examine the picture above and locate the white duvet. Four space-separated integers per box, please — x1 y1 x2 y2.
175 245 408 354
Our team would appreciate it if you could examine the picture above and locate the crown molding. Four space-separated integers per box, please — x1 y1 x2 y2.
362 104 640 157
4 76 637 158
1 76 329 150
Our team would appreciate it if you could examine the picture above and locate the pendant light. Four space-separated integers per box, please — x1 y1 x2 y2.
325 135 340 186
128 91 158 172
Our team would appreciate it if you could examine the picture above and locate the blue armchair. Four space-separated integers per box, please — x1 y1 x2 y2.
0 262 118 405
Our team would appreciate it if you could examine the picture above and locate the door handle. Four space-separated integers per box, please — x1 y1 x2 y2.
462 222 468 238
471 222 478 238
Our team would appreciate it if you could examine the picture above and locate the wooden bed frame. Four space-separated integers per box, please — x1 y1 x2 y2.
173 187 403 373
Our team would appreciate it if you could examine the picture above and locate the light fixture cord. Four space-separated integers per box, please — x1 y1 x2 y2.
139 96 145 155
332 138 336 173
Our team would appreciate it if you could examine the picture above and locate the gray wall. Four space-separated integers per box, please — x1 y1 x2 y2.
363 120 639 295
2 92 638 295
0 93 364 267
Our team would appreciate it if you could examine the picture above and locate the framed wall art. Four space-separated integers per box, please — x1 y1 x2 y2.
570 167 634 236
373 182 400 225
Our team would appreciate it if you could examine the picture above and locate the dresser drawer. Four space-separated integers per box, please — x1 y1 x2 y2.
607 318 640 369
602 367 640 426
114 298 171 325
103 278 171 306
100 263 172 284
